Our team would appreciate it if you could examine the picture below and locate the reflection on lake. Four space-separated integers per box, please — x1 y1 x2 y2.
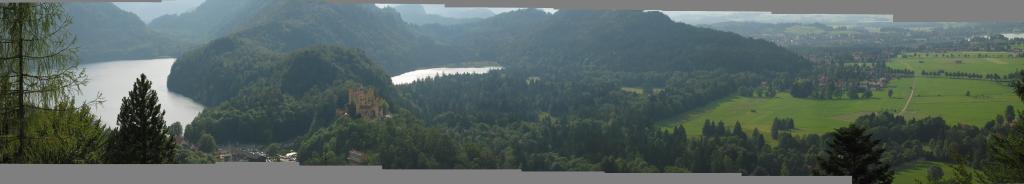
391 66 502 85
78 58 204 127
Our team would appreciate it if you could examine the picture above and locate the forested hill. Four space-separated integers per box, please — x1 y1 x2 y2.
64 3 189 63
168 36 283 106
167 1 469 105
162 0 465 74
148 0 271 44
178 44 399 143
168 35 396 106
421 9 811 72
168 4 812 145
167 2 463 142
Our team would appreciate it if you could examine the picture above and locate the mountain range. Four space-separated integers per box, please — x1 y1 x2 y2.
64 2 190 63
51 0 814 144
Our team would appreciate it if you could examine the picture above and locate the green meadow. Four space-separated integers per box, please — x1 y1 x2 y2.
661 52 1023 136
889 52 1024 74
654 52 1016 183
666 77 1015 137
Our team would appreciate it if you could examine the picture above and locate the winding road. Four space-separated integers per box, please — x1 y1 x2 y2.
898 63 918 115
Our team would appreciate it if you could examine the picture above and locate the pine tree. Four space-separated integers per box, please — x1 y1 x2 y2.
104 74 175 164
771 126 780 140
815 124 893 184
732 122 747 140
751 128 766 148
717 121 727 136
702 120 713 136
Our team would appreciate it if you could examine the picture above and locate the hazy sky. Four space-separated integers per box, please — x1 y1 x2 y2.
374 4 557 14
658 11 891 25
114 0 206 23
111 1 890 25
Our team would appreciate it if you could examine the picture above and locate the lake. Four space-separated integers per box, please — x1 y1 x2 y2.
78 58 204 128
390 66 502 85
1003 33 1024 39
78 59 499 127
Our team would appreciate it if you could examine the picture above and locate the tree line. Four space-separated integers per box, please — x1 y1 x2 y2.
920 70 1010 81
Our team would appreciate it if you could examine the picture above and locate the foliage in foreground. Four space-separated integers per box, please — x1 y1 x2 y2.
980 119 1024 182
0 2 101 164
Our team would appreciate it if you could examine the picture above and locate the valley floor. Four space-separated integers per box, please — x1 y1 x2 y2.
667 77 1015 137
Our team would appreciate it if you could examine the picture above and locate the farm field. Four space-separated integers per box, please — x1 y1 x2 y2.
665 77 1016 137
662 52 1023 137
888 52 1024 74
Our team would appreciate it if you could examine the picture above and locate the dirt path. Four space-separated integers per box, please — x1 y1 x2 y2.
898 63 918 115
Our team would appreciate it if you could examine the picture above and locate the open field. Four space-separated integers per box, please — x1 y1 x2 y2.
662 77 1016 137
889 52 1024 74
893 161 977 184
662 52 1024 136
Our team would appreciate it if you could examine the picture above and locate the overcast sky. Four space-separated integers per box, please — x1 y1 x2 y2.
114 0 205 23
114 1 891 25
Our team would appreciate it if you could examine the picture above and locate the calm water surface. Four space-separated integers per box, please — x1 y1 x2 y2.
389 66 501 85
78 58 204 127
